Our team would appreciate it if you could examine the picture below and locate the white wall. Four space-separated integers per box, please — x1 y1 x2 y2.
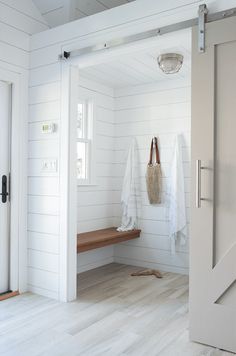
28 72 61 299
77 77 115 272
0 0 48 71
0 0 48 37
113 79 191 274
28 0 234 301
0 0 48 293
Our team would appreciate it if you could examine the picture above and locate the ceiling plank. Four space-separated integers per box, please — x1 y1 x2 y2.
33 0 64 14
97 0 131 8
79 32 191 89
33 0 136 28
75 0 107 16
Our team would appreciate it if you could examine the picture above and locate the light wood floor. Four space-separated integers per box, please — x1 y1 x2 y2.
0 263 234 356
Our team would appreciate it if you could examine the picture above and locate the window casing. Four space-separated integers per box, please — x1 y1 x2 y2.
77 99 94 185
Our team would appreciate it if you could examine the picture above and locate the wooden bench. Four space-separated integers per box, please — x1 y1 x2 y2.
77 227 141 253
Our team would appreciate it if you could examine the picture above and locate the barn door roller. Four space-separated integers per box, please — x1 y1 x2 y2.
198 4 208 53
60 5 236 60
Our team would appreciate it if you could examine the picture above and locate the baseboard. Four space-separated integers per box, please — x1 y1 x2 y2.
77 257 114 273
114 256 189 275
28 284 59 300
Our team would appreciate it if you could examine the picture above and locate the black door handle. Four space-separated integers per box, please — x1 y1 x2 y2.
0 175 9 203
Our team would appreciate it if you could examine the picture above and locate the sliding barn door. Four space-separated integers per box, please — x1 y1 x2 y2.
190 16 236 353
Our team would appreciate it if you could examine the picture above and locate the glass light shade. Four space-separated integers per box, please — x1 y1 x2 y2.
158 53 184 74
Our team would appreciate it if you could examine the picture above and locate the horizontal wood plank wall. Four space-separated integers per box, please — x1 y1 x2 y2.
28 18 61 298
113 79 191 275
0 1 48 295
77 77 115 273
28 73 60 299
0 1 48 70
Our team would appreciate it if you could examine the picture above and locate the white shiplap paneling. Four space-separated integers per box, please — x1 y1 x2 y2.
0 1 48 35
112 77 191 274
28 56 61 297
0 0 49 295
77 246 114 273
77 77 115 272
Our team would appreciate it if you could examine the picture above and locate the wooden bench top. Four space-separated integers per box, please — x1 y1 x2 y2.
77 227 141 253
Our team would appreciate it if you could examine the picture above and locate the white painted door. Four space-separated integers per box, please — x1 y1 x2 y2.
0 81 11 294
190 16 236 353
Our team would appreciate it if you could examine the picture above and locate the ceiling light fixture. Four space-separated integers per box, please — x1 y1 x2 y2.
157 53 184 74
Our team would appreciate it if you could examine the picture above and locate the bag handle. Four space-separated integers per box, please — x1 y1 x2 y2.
149 137 160 165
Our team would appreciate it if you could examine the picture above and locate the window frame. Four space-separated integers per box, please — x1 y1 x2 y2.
76 97 96 186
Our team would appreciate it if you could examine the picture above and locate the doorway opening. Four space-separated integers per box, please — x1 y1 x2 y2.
62 28 192 351
71 28 191 288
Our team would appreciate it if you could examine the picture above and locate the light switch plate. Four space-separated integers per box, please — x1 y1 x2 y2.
42 122 56 134
42 159 58 173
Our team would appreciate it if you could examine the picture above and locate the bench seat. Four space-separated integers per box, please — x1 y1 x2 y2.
77 227 141 253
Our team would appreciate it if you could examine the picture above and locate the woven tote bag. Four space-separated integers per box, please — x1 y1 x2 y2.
146 137 162 204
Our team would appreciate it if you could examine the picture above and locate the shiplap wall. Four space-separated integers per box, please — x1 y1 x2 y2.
0 0 48 293
77 77 115 272
27 73 116 296
28 68 61 299
113 79 191 274
0 0 48 37
0 0 48 71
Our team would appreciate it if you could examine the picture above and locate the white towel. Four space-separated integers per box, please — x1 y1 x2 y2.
117 138 141 231
167 134 187 254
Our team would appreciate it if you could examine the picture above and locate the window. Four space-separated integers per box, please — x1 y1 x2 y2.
77 100 94 185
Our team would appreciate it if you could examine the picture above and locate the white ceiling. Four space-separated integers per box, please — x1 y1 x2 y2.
79 30 191 89
33 0 135 28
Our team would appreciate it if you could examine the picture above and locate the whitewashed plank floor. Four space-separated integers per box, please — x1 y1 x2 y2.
0 263 235 356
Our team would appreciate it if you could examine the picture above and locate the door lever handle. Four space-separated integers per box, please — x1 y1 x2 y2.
0 175 9 203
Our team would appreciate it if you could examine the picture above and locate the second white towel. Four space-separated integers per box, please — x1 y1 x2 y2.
167 134 187 254
117 138 141 231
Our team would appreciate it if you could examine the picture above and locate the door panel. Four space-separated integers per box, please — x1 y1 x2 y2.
190 17 236 353
0 81 11 294
214 41 236 266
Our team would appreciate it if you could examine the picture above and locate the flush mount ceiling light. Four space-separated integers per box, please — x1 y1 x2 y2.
157 53 184 74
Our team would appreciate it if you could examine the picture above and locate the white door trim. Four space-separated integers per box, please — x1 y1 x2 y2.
60 62 78 302
0 66 28 293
